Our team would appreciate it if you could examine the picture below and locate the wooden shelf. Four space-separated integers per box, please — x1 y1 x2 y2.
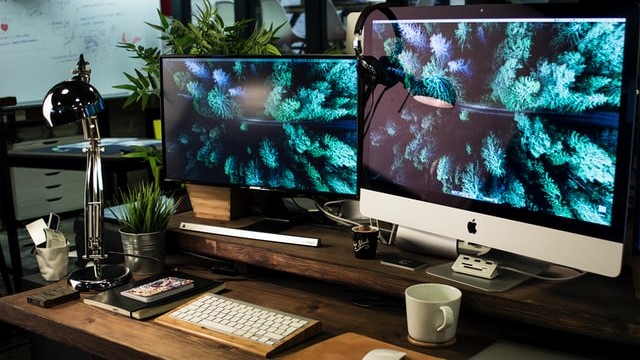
169 211 640 347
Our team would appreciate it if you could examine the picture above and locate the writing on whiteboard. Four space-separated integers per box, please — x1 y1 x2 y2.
0 0 162 105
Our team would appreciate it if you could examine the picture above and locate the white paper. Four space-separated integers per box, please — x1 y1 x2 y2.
26 218 48 246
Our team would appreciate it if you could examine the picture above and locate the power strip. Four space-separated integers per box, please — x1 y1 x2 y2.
451 254 500 279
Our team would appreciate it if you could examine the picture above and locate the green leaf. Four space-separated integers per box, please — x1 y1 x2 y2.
141 93 149 110
112 182 180 233
122 94 139 108
115 0 282 110
113 84 137 92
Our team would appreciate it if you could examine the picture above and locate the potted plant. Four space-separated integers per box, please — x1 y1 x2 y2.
114 0 282 110
110 181 180 276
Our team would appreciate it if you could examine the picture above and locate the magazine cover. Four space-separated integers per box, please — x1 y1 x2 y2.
84 270 226 319
120 276 195 303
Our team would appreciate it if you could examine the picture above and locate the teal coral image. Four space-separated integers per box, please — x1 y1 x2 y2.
162 56 359 196
365 18 627 226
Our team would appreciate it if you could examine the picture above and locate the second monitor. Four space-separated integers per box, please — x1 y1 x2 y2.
160 55 359 220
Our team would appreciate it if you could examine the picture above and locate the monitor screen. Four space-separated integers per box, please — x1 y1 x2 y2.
359 3 639 285
160 55 359 199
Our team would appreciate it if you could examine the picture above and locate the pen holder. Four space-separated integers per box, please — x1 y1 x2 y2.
34 243 69 281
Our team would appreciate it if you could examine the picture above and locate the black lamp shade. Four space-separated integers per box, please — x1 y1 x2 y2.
42 80 105 128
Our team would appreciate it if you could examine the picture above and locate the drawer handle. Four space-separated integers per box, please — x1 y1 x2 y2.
42 140 59 145
45 184 62 189
44 171 62 176
46 197 63 202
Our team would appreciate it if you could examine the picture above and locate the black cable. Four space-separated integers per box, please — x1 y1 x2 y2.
362 85 391 139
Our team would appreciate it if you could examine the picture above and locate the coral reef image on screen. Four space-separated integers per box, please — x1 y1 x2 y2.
364 19 626 226
163 57 358 196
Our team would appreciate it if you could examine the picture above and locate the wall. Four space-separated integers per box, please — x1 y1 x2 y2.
0 0 162 106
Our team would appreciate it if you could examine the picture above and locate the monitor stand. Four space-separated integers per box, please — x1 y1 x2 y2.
244 191 305 234
426 249 550 292
242 217 294 233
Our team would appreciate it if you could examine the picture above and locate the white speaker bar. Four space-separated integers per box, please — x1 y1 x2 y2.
179 222 320 247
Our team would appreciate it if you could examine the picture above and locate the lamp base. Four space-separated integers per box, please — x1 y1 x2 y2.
68 264 131 292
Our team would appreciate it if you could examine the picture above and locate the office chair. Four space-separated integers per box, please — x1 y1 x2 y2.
215 0 235 25
260 0 305 52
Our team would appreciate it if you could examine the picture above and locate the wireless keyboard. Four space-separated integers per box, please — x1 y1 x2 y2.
155 292 322 357
179 221 320 247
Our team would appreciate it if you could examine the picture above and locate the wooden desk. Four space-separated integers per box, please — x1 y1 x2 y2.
170 212 640 347
0 265 634 359
1 211 638 359
0 268 475 359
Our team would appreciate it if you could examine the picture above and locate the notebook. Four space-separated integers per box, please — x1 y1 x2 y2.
83 270 225 320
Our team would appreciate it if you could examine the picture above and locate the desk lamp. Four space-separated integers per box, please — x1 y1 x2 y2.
42 54 131 291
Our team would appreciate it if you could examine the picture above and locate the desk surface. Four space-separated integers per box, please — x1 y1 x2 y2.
7 137 161 170
0 265 634 360
0 268 475 359
1 211 638 358
170 211 640 348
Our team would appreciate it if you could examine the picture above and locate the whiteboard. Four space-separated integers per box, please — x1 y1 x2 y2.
0 0 162 106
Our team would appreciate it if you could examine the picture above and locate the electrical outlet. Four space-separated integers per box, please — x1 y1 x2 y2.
451 254 500 279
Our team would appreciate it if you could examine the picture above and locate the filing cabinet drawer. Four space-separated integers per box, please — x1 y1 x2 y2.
11 136 83 151
10 167 85 220
11 168 85 188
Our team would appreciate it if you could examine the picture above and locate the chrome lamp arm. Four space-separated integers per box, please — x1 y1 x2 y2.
42 54 130 291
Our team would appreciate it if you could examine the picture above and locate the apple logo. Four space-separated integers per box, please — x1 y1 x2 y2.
467 219 477 234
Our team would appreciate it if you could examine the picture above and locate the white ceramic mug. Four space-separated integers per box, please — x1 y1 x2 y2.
405 283 462 346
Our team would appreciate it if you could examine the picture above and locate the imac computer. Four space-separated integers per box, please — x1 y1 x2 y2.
160 55 359 224
358 3 639 291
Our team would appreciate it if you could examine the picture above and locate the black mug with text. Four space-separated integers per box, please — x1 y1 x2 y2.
352 225 379 259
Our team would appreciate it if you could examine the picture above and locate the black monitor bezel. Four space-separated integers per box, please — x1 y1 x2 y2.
160 54 361 200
